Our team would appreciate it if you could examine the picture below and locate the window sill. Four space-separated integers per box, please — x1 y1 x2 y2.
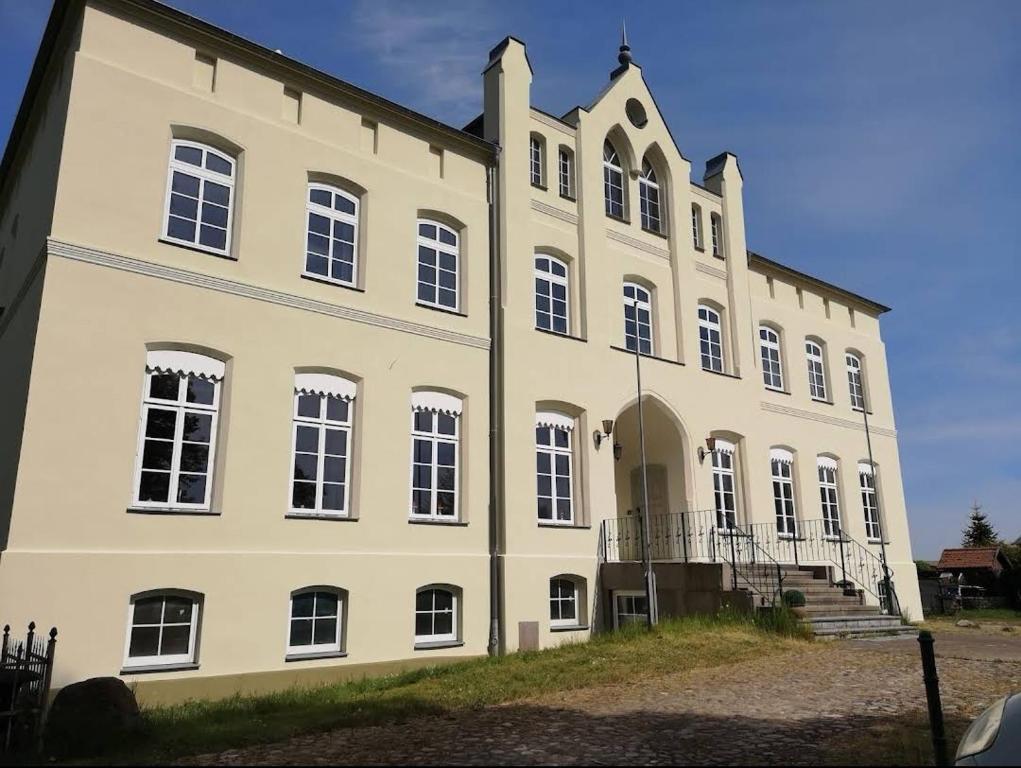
158 237 235 261
535 326 587 343
121 662 199 675
551 624 589 633
285 651 348 663
286 513 358 522
811 397 835 406
127 506 218 516
559 193 577 203
641 226 669 240
694 245 705 253
765 386 791 396
712 253 726 261
414 640 464 651
538 522 592 530
415 301 467 318
605 212 630 225
701 367 741 380
852 407 875 416
531 182 548 191
408 518 468 527
610 345 684 367
301 273 364 292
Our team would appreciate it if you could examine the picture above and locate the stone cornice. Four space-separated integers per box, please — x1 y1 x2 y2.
760 401 897 438
530 109 576 137
531 200 578 226
605 230 671 262
696 262 728 281
48 239 490 351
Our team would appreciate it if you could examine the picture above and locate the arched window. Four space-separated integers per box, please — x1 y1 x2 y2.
124 590 201 668
817 456 841 537
534 254 569 334
549 576 585 628
806 340 828 401
846 353 865 411
691 204 703 249
710 213 724 258
410 391 462 520
859 462 881 541
712 439 737 530
290 373 357 517
698 305 724 372
759 326 784 390
558 147 574 199
623 282 653 355
415 585 459 644
288 588 345 656
536 411 574 525
529 135 545 187
770 448 797 537
133 350 225 511
163 140 235 255
603 140 625 218
639 159 662 233
416 220 460 311
304 183 358 286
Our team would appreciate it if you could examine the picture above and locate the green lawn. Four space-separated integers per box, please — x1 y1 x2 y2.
925 607 1021 626
70 611 810 764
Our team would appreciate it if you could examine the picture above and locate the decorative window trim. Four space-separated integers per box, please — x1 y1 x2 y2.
414 586 459 645
294 372 357 400
623 282 653 355
770 453 797 537
409 395 461 521
416 219 460 313
536 412 575 526
162 139 235 257
411 390 463 415
817 457 841 537
146 350 225 381
698 305 725 373
712 445 737 530
287 588 344 656
859 463 881 541
816 455 838 471
536 410 575 431
289 376 355 518
122 590 201 670
534 254 570 335
770 447 794 464
303 183 359 288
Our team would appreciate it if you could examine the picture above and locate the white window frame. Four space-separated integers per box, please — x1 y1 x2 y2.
712 441 737 530
287 588 343 656
698 305 725 373
122 591 200 669
289 375 356 518
603 141 625 218
770 450 797 538
162 139 235 256
534 254 570 334
846 353 866 411
859 463 881 542
132 353 223 512
710 213 723 257
558 147 573 198
691 204 703 249
623 282 653 355
529 135 544 187
536 411 575 526
549 577 581 628
806 340 828 401
415 586 458 644
639 159 662 233
409 394 462 521
612 590 649 629
416 219 460 312
303 183 359 287
760 326 785 391
817 457 841 538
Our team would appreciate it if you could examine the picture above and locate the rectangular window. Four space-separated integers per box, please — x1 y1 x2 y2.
711 214 723 257
558 149 573 198
806 342 828 401
712 448 737 530
415 588 457 644
124 593 199 668
691 205 703 249
698 306 724 373
818 462 841 538
771 457 797 537
416 220 460 312
410 409 459 520
530 136 543 187
536 423 573 524
847 354 866 410
163 141 235 256
550 578 580 627
290 391 352 517
623 283 653 355
760 327 784 390
860 466 881 541
613 591 648 628
534 255 570 334
288 590 341 655
304 184 358 286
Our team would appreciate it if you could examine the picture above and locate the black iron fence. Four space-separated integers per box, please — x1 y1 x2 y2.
1 622 57 753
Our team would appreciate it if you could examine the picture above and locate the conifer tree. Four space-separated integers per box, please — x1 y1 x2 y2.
961 502 998 547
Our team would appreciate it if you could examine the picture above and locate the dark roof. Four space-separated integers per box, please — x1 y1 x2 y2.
747 250 892 315
937 547 1005 571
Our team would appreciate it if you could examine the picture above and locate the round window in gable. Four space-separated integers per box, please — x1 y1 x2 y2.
626 98 648 129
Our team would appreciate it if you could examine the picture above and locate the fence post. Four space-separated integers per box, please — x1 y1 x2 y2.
837 524 848 588
710 526 716 562
917 630 949 766
729 531 738 590
792 530 800 566
1 625 8 663
680 513 689 562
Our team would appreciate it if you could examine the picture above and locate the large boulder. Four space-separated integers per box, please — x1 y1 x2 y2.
44 676 141 758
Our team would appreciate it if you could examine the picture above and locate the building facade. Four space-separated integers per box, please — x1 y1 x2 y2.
0 0 921 703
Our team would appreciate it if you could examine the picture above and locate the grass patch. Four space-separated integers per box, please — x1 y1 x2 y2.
79 611 809 764
922 607 1021 630
819 711 970 766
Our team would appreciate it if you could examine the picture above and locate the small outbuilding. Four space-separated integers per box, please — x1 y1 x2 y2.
936 547 1012 595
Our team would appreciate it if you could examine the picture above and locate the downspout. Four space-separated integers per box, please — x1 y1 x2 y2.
487 147 504 657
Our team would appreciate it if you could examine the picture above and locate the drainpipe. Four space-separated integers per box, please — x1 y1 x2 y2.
487 149 504 656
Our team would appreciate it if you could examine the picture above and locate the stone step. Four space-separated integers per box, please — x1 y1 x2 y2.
794 604 882 615
813 625 918 640
804 614 901 627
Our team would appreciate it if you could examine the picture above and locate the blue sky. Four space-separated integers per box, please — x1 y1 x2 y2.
2 1 1018 559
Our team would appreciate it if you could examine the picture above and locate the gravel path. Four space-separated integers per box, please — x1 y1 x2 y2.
180 629 1021 766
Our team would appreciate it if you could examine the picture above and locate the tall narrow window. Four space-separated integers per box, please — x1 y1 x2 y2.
846 353 865 411
529 135 544 187
415 586 458 644
410 392 461 520
133 351 224 511
698 305 724 372
639 159 661 233
817 456 841 538
549 577 581 628
691 204 703 249
534 254 570 334
416 220 459 311
304 184 358 286
288 589 343 656
290 374 356 517
536 411 574 525
623 282 653 355
770 449 797 537
603 140 625 218
124 591 200 669
163 140 235 255
558 147 574 198
712 440 737 530
710 213 723 257
859 462 881 542
760 326 784 390
806 340 828 400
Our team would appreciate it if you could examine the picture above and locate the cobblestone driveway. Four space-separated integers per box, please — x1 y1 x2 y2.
182 629 1021 766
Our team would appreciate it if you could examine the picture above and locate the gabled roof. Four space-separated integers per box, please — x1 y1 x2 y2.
937 547 1006 571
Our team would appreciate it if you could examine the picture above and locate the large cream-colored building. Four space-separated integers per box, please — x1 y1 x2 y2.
0 0 921 702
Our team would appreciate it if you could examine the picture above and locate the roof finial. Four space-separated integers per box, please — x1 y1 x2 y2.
618 20 632 66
